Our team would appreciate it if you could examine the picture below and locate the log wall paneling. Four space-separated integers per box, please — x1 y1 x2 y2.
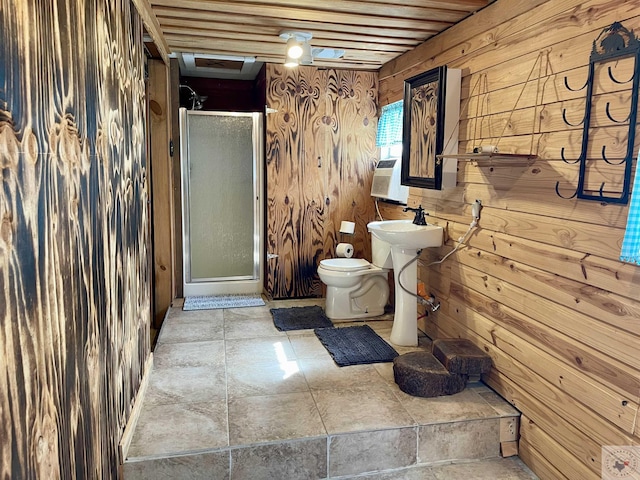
1 0 151 477
265 65 378 299
131 0 170 64
378 0 640 477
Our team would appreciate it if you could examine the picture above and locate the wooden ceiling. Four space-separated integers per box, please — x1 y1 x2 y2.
148 0 492 71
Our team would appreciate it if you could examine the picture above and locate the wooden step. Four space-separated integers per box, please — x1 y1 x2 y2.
432 338 492 375
393 351 467 398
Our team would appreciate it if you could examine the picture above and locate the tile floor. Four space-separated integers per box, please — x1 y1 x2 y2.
124 298 538 480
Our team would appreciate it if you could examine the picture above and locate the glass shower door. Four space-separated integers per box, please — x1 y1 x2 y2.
180 109 263 296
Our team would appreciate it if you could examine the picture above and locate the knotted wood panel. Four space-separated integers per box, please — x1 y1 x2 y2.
265 65 378 299
326 69 379 260
0 1 150 478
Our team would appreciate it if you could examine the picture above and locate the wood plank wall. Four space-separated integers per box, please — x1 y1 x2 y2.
0 1 150 478
378 0 640 478
149 59 174 330
265 65 378 298
170 59 184 299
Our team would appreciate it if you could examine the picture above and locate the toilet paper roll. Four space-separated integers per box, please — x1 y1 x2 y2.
339 221 356 234
472 145 499 154
336 243 354 258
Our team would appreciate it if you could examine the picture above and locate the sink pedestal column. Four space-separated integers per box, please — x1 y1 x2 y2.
389 246 419 346
366 219 443 347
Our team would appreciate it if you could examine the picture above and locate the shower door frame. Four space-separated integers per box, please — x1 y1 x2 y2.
180 108 264 297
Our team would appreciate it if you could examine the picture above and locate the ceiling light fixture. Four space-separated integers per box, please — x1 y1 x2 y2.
286 37 303 59
284 53 299 68
300 41 313 66
280 31 313 67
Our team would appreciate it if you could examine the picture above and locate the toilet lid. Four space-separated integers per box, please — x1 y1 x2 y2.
320 258 371 272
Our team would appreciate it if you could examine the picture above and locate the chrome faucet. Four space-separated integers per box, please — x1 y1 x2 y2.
403 205 428 225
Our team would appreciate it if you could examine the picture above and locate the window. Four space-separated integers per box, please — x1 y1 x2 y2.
380 144 403 160
376 100 403 156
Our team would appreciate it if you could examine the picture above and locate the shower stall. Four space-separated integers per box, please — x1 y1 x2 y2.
179 108 264 296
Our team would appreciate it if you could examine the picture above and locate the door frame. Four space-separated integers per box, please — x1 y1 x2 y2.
179 108 265 297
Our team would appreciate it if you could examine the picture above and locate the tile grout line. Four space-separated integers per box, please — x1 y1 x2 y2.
287 329 333 478
135 300 528 478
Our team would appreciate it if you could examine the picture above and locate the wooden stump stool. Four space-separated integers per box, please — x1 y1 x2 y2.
432 338 492 375
393 352 467 398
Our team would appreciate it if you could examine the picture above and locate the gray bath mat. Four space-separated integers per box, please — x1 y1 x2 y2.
270 305 333 331
183 294 265 311
314 325 399 367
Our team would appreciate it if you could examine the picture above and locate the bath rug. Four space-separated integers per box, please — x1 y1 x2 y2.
183 294 265 311
314 325 399 367
270 305 333 331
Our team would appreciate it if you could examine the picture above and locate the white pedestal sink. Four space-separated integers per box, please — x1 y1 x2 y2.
367 220 444 346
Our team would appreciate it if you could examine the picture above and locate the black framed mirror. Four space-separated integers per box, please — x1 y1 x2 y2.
401 66 448 190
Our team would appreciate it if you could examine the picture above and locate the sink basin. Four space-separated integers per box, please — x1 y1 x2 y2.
367 220 443 249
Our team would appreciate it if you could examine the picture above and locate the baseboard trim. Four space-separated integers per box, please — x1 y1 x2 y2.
119 353 154 464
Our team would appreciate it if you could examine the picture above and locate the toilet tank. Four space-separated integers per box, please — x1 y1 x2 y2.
371 235 393 269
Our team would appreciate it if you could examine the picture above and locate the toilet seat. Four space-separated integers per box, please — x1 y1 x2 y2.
319 258 371 272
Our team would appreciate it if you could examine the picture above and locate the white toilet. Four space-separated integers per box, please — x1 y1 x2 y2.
318 236 392 320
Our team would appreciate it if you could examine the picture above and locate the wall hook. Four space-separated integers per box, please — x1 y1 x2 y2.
604 101 630 123
563 76 588 92
601 145 627 165
562 108 585 127
560 147 580 164
607 65 634 84
598 182 607 198
555 181 578 199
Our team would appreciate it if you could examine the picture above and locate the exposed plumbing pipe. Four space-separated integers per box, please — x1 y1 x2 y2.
396 253 440 310
397 251 426 304
397 200 482 308
422 294 441 312
425 200 481 268
375 198 384 221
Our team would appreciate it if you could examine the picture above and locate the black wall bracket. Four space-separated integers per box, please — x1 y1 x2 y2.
556 22 640 204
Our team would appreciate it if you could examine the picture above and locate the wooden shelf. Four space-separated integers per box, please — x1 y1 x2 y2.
436 153 537 161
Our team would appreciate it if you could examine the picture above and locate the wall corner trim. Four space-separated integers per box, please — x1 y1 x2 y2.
118 353 154 464
131 0 171 64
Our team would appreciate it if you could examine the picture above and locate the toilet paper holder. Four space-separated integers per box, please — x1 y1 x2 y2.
339 221 355 233
339 220 356 243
